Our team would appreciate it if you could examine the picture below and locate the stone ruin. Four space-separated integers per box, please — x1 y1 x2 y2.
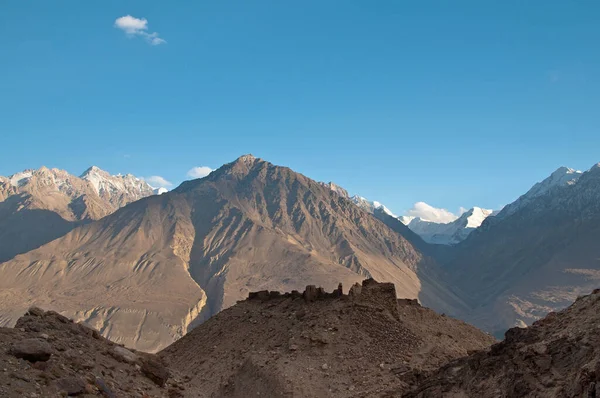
246 278 421 307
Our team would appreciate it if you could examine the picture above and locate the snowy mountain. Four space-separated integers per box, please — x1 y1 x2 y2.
80 166 154 208
495 166 582 220
405 207 494 245
348 191 492 245
398 215 416 225
318 182 397 217
320 182 489 245
0 166 156 263
351 196 397 217
153 187 168 195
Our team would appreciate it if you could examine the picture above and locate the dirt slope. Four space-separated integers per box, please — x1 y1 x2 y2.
401 287 600 398
161 279 495 398
0 155 465 351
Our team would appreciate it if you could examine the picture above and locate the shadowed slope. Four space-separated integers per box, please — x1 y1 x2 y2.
401 288 600 398
445 164 600 335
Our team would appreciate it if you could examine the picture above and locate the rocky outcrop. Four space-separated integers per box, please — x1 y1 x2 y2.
400 288 600 398
162 279 495 397
0 308 184 397
9 338 53 362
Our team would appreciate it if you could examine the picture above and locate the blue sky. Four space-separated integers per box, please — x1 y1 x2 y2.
1 1 599 217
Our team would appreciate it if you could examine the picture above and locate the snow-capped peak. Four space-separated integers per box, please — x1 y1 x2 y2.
460 207 495 229
405 206 495 245
8 170 34 187
372 201 397 218
398 215 415 225
80 165 103 175
497 166 583 219
351 196 398 218
153 187 168 195
79 166 154 200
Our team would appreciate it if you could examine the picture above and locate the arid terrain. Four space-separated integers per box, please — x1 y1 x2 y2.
4 278 600 397
0 279 494 397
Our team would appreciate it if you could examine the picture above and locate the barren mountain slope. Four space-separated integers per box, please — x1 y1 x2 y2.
446 163 600 336
0 166 154 262
0 192 204 352
401 288 600 398
161 279 495 398
0 155 465 352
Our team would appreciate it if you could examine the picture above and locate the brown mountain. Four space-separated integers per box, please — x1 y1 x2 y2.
0 166 154 263
161 279 495 398
444 163 600 337
0 155 465 352
401 287 600 398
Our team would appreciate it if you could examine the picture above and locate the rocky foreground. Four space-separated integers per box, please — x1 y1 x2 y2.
4 280 599 397
399 288 600 398
160 279 495 397
0 279 493 397
0 308 184 397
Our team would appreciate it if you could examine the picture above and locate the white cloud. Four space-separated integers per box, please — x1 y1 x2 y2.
187 166 214 179
114 15 148 34
144 175 173 188
404 202 459 224
114 15 166 45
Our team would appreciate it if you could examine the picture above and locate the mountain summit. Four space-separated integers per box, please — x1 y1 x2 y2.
0 155 463 352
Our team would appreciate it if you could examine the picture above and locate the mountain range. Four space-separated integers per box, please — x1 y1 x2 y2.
1 155 599 354
0 155 464 351
0 166 155 264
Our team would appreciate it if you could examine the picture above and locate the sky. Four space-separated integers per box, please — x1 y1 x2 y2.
1 1 599 219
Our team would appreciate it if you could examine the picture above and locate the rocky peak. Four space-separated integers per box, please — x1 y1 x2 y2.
235 154 259 165
80 165 106 178
319 181 350 198
351 196 397 218
588 163 600 173
401 288 600 398
6 169 34 187
457 207 494 228
79 165 153 199
495 166 583 220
